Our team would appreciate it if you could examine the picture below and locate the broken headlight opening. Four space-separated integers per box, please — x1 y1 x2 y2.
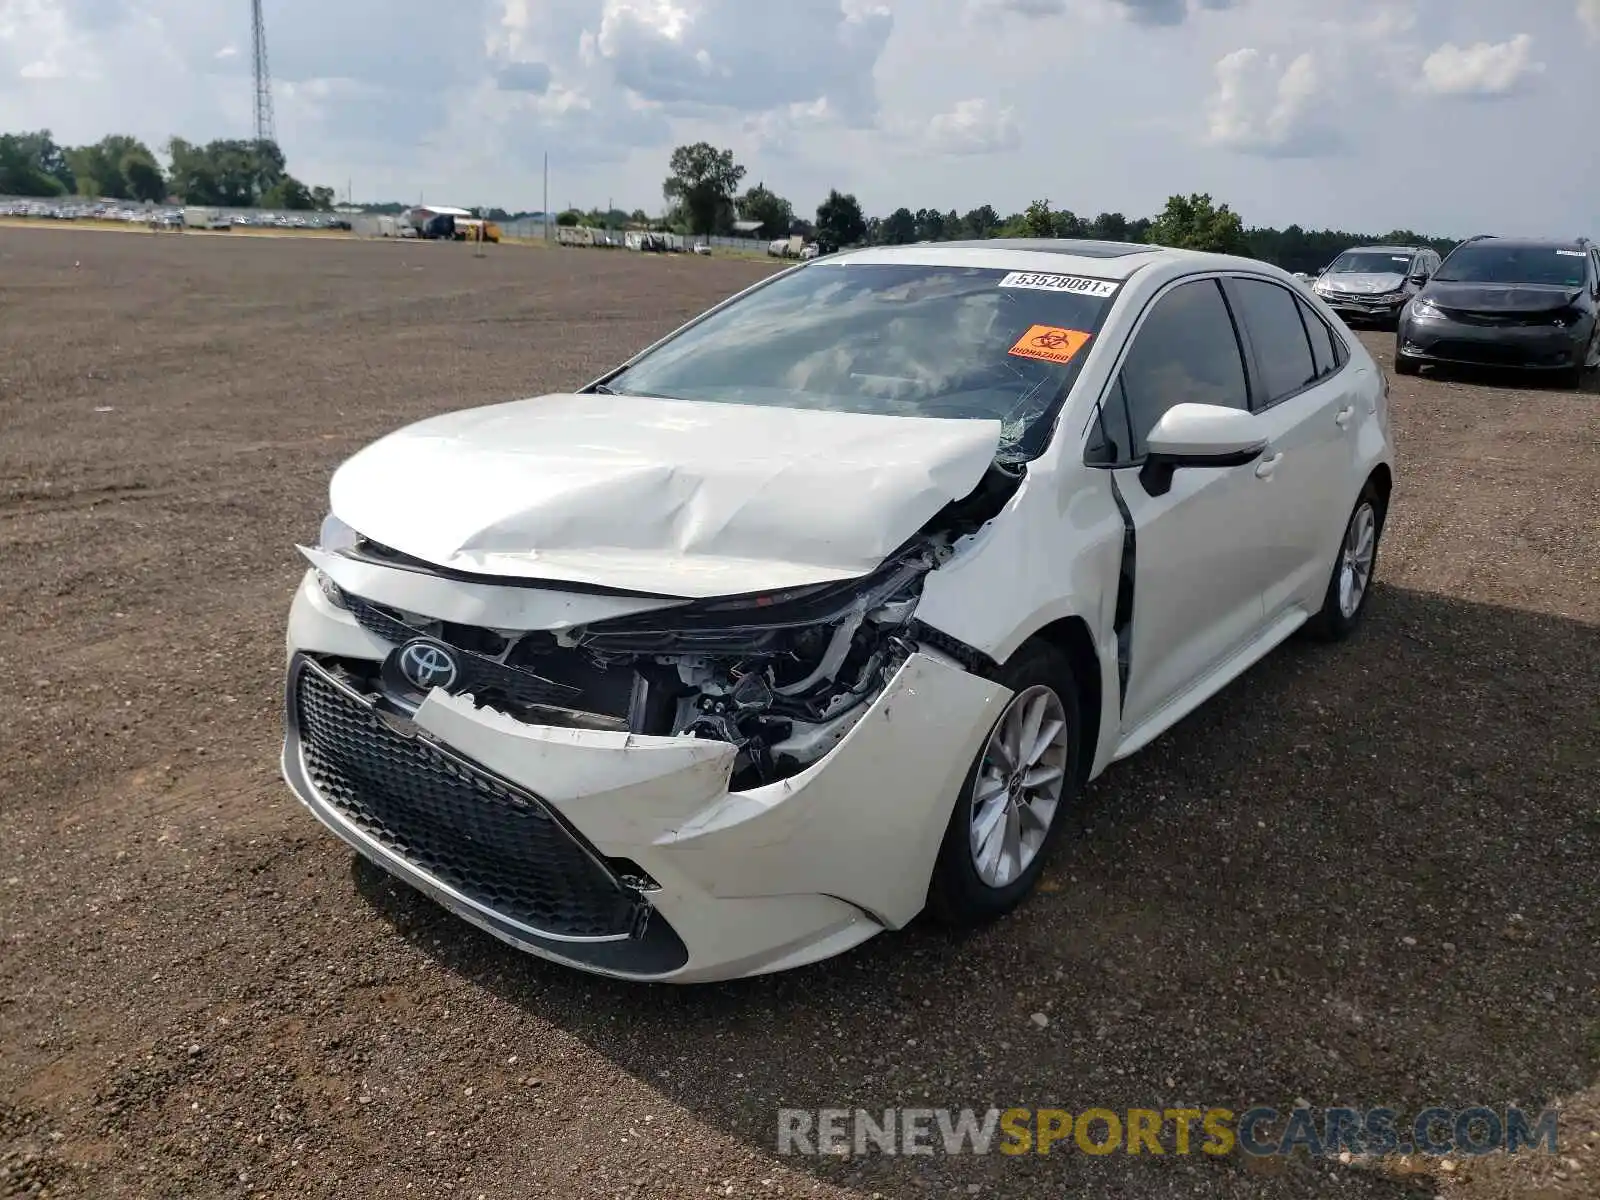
319 461 1023 789
560 550 935 786
319 513 361 554
331 558 927 790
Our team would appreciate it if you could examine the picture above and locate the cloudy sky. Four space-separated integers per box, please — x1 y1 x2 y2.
1 0 1597 236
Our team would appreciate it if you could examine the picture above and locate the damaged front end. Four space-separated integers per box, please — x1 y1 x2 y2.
318 462 1023 790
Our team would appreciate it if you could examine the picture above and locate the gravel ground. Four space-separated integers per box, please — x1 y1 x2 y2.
1 229 1597 1200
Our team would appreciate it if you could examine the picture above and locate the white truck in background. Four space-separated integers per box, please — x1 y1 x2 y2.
182 207 230 231
767 234 806 258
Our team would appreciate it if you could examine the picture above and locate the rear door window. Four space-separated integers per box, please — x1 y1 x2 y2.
1302 299 1333 377
1296 297 1346 375
1230 278 1318 405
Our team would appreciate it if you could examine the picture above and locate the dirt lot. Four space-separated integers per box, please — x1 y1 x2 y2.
2 229 1597 1200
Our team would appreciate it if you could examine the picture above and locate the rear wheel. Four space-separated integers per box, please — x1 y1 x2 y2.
927 641 1081 925
1305 486 1385 642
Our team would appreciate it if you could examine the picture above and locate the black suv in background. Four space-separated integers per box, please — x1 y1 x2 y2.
1395 236 1600 388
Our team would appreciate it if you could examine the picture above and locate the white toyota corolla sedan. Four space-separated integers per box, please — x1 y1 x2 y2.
283 240 1395 982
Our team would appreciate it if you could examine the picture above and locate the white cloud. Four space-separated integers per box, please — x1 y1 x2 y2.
1112 0 1238 26
0 0 79 83
0 0 1597 237
966 0 1068 17
966 0 1236 22
1354 3 1415 39
495 61 552 92
593 0 892 125
741 97 834 155
1205 47 1337 156
1307 2 1424 90
922 98 1021 155
1419 34 1543 97
1578 0 1600 39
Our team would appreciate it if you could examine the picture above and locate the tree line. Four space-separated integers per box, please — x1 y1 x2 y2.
0 129 336 210
658 141 1460 272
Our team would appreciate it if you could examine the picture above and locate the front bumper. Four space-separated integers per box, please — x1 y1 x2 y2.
1317 291 1408 322
1397 315 1589 371
281 570 1008 982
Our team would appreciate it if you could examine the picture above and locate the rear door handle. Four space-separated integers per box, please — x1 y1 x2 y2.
1335 405 1354 428
1254 452 1283 480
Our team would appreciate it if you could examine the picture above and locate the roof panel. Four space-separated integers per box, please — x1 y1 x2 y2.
825 240 1168 279
936 238 1156 259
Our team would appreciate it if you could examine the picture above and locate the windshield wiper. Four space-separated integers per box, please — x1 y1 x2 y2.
591 382 682 401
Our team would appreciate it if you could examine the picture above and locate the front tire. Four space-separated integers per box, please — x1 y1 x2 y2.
1393 350 1419 376
927 640 1081 926
1305 486 1385 642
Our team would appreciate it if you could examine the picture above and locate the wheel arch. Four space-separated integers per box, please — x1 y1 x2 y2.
1009 616 1103 787
1366 462 1393 523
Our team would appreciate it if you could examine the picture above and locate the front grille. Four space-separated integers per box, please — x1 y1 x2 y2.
1323 291 1399 306
346 595 581 708
348 594 413 642
1428 339 1535 366
1437 308 1558 328
292 661 640 939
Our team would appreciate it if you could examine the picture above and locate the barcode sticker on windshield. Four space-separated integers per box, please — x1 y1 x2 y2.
1556 249 1585 256
998 272 1119 298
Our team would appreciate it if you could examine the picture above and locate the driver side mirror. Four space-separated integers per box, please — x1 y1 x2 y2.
1410 271 1431 285
1140 403 1268 497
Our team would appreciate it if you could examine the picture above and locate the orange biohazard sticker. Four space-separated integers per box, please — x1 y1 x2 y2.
1008 325 1092 365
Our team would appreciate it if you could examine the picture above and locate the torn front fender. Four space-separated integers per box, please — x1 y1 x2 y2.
405 652 1008 930
660 653 1007 926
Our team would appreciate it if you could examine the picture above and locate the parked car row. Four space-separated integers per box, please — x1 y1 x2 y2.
0 198 351 231
1310 236 1600 389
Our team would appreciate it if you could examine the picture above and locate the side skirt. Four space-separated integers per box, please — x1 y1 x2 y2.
1111 606 1309 762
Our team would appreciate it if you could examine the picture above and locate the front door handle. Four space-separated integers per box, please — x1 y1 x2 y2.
1335 405 1354 428
1255 452 1283 480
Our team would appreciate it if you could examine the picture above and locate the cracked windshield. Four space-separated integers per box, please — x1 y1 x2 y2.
604 263 1117 461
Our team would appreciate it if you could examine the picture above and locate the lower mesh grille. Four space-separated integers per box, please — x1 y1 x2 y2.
292 661 639 939
1429 339 1537 366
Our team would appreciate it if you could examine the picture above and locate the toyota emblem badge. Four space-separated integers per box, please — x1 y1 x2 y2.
397 640 459 692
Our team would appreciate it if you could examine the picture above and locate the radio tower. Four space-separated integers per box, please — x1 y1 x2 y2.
250 0 275 147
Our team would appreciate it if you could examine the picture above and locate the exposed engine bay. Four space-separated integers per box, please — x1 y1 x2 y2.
321 462 1023 790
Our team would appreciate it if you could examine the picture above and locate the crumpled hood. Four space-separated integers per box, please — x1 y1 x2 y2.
329 392 1002 599
1319 272 1407 295
1422 282 1583 314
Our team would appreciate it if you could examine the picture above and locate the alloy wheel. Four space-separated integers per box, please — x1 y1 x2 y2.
968 685 1070 888
1338 502 1378 619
